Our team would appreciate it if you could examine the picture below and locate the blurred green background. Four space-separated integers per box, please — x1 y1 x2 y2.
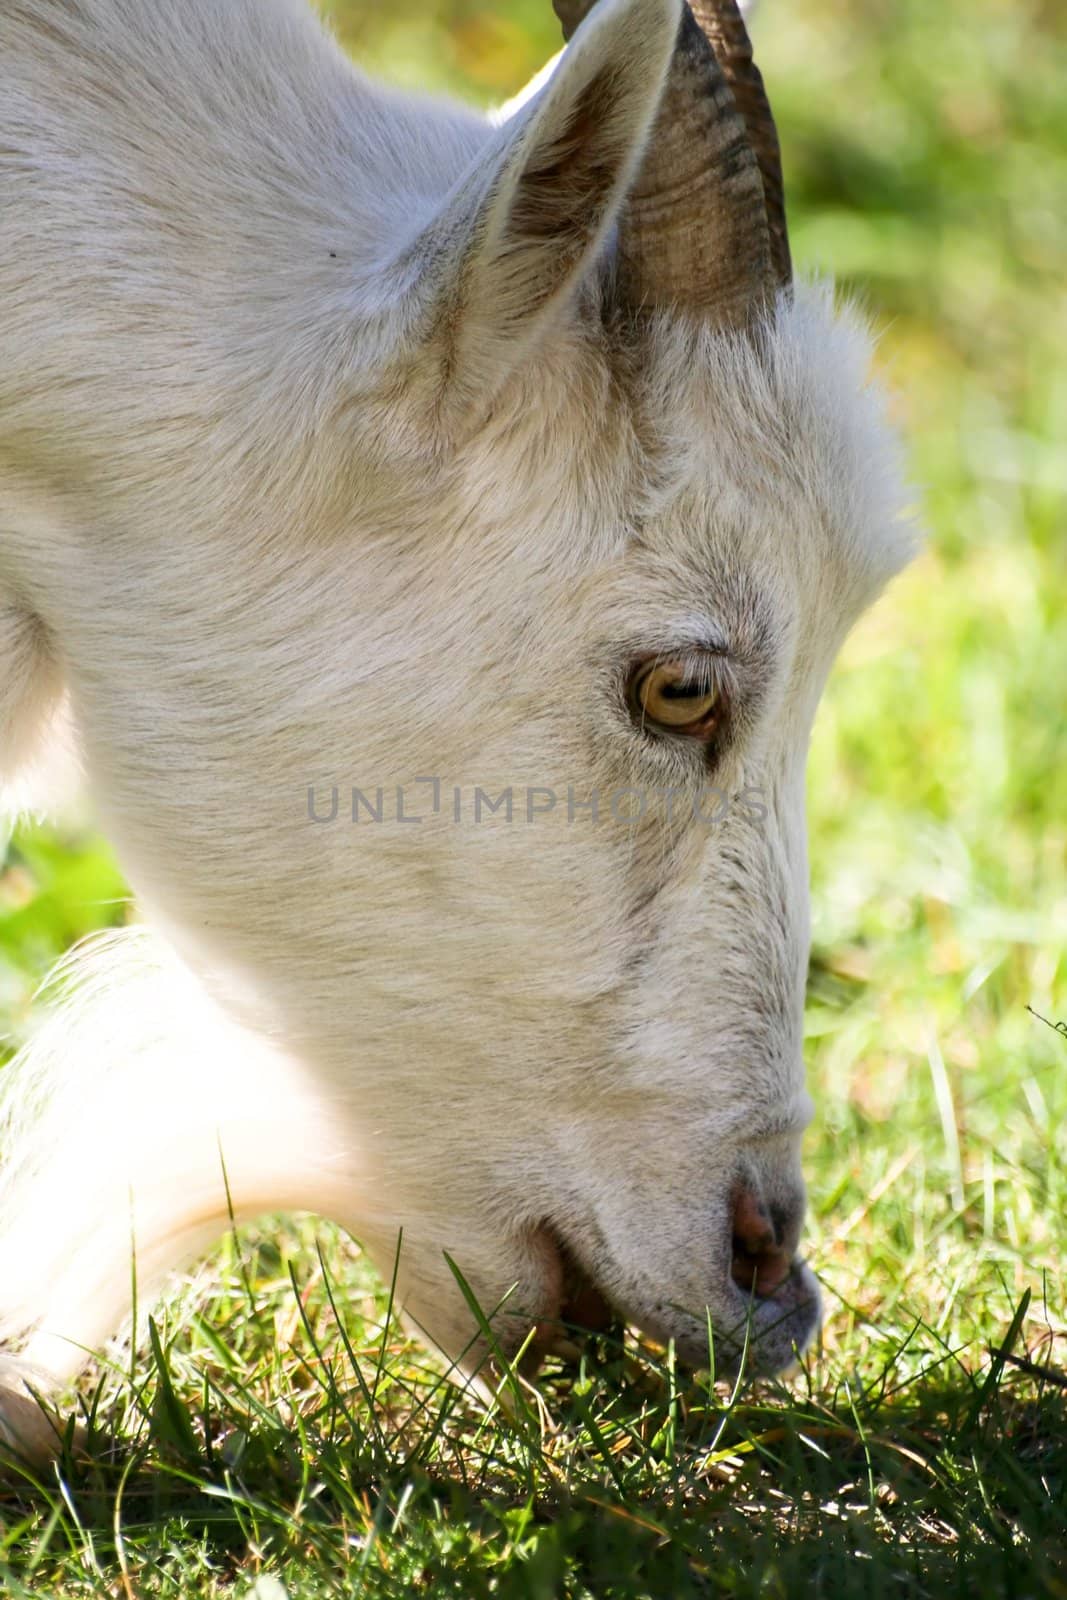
1 0 1065 1385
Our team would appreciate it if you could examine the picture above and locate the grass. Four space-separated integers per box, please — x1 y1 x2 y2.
1 0 1065 1592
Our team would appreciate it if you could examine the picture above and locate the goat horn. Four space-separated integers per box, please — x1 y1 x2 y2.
689 0 790 287
552 0 773 327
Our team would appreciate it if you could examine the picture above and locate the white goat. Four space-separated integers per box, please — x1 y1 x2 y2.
0 0 914 1462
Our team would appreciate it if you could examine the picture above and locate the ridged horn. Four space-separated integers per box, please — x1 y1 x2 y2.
553 0 774 326
690 0 791 286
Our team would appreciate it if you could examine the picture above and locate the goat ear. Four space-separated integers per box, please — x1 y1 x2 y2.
426 0 682 409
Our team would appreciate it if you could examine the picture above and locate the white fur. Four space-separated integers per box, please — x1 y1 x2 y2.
0 0 914 1460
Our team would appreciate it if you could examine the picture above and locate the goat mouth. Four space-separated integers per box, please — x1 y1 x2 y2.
560 1254 614 1337
524 1224 819 1375
530 1224 615 1359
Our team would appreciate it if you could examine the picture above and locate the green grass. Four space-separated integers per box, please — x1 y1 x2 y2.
1 0 1065 1592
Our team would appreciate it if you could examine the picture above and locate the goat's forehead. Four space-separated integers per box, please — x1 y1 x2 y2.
630 287 915 607
454 285 915 650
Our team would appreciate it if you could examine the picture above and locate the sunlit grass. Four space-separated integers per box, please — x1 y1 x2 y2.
1 1214 1063 1597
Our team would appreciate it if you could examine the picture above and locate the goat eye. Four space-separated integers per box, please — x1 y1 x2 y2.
630 660 720 737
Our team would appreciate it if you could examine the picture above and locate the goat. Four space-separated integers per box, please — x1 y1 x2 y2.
0 0 914 1463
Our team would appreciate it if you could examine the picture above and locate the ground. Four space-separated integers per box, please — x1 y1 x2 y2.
1 0 1065 1593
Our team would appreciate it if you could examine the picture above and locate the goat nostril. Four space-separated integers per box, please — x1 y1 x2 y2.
732 1187 777 1251
731 1239 792 1296
730 1186 793 1298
